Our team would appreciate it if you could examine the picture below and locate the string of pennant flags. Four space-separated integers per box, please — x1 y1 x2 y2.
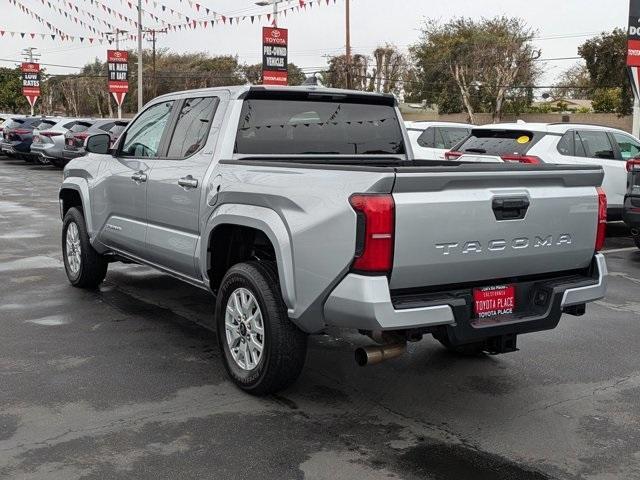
6 0 340 44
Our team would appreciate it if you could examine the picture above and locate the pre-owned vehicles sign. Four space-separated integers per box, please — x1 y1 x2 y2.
107 50 129 105
262 27 288 86
21 62 40 108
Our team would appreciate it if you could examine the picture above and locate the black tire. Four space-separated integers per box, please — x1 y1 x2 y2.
434 334 486 356
633 234 640 250
216 261 307 396
49 158 65 169
62 207 108 288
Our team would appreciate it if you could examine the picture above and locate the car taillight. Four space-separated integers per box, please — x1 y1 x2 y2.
445 151 463 160
626 159 640 172
40 131 62 138
349 194 395 275
13 128 30 135
595 187 607 252
501 154 542 164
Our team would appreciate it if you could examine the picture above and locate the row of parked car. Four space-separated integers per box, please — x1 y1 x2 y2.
0 114 128 168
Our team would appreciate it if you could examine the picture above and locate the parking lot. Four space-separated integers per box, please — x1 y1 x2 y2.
1 157 639 480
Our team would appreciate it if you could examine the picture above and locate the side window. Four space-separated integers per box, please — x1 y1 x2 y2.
441 127 471 149
556 132 574 156
434 128 447 149
417 127 435 148
166 97 217 158
98 122 116 132
120 101 174 158
613 133 640 160
577 130 615 160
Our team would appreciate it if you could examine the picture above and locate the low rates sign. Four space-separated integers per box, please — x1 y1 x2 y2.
21 62 40 112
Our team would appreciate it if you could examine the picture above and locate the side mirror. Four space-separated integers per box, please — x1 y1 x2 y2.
85 133 111 154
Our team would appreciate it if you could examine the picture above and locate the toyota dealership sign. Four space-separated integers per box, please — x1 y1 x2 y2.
262 27 288 86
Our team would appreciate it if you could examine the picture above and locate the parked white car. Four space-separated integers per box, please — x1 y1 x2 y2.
405 121 471 160
447 122 640 220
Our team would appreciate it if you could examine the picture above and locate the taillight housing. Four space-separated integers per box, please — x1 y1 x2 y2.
349 194 395 275
73 132 90 146
13 128 31 135
595 187 607 252
445 151 463 160
626 158 640 172
40 131 62 138
501 154 542 164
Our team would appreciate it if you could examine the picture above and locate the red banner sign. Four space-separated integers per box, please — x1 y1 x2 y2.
107 50 129 105
262 27 288 86
21 62 40 107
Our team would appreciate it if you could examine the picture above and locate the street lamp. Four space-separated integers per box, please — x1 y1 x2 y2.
255 0 287 27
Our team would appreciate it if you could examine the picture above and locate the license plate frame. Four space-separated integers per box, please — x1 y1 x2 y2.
473 285 515 319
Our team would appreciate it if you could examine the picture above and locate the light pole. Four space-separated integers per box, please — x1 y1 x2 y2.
255 0 285 27
345 0 351 89
137 0 143 112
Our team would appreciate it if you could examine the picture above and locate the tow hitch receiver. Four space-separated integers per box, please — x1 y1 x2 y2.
486 334 518 355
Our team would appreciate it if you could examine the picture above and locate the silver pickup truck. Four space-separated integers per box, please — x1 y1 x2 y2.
59 86 608 395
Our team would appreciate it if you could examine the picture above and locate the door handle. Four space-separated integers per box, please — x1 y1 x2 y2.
178 175 199 189
492 196 530 221
131 172 147 183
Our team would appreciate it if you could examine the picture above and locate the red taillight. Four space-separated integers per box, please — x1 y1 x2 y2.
445 151 463 160
13 128 30 135
40 131 62 138
349 194 395 274
626 158 640 172
595 187 607 252
501 154 542 164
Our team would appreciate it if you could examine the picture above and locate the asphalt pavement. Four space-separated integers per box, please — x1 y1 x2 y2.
1 158 639 480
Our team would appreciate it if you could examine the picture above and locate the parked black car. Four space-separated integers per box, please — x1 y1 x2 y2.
623 157 640 249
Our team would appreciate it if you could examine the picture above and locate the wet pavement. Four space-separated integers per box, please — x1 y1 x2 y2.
0 157 639 480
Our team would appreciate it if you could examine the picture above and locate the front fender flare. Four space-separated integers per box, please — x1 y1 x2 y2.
60 179 94 236
201 204 296 314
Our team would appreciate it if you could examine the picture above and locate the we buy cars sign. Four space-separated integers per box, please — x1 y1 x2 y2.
21 62 40 108
262 27 288 86
107 50 129 106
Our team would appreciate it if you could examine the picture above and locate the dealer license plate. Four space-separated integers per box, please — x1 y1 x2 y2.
473 285 515 319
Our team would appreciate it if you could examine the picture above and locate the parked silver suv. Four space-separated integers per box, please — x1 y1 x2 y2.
59 86 607 395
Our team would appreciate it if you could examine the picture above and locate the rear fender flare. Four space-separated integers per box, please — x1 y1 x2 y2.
202 204 296 313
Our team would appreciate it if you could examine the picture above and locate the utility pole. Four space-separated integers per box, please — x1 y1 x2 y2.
144 29 167 98
137 0 143 112
345 0 351 89
106 29 125 50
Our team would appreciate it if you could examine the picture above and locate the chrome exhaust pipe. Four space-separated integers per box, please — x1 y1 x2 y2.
355 343 406 366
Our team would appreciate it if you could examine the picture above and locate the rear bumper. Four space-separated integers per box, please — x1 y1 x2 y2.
323 255 607 336
623 195 640 230
63 148 85 160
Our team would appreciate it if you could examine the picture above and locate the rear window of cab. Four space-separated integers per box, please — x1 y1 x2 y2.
454 129 544 156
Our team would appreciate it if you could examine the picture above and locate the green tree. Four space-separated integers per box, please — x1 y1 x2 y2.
409 17 539 122
0 67 29 113
548 63 592 100
591 88 622 113
578 29 631 115
243 63 306 86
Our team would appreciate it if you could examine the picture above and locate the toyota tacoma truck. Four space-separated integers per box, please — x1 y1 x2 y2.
59 86 608 395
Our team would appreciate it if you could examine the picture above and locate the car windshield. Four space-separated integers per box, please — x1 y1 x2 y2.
455 129 543 156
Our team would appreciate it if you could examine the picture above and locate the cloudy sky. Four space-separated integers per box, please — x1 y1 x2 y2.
0 0 631 86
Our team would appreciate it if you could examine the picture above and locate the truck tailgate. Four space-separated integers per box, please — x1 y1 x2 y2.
390 165 604 290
